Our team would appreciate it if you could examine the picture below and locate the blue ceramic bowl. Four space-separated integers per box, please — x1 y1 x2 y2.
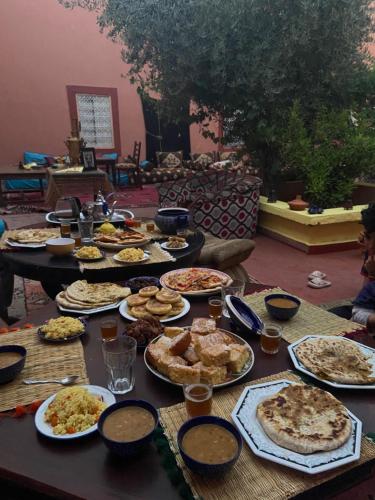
265 293 301 321
177 416 242 476
225 295 264 335
154 208 190 235
0 345 27 384
98 400 158 457
124 276 160 294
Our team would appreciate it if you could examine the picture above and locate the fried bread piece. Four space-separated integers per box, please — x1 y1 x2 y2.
182 346 200 365
227 344 250 373
157 354 187 376
169 330 191 356
168 364 200 384
191 318 216 335
195 332 232 355
199 344 230 367
147 336 172 367
164 327 186 338
193 362 227 385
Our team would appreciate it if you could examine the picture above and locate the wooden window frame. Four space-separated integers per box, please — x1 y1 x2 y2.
66 85 121 154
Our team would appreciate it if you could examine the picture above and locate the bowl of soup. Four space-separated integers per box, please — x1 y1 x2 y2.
0 345 27 384
265 293 301 320
177 416 242 476
98 400 158 457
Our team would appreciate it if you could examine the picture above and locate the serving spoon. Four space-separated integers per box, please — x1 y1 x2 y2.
23 375 79 386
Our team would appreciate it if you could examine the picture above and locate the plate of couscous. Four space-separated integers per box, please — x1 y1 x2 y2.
38 316 86 343
35 385 116 439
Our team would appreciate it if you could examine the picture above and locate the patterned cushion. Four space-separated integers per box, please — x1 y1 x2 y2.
127 166 188 186
219 151 238 162
156 151 183 168
190 152 215 168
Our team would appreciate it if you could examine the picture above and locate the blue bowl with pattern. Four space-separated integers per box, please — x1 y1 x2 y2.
98 399 158 457
225 295 264 335
177 416 242 476
0 345 27 384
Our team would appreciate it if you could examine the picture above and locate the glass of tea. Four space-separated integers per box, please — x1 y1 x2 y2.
260 323 282 354
71 231 82 247
100 319 118 340
60 222 71 238
132 219 142 228
146 222 155 232
183 379 213 419
208 297 223 321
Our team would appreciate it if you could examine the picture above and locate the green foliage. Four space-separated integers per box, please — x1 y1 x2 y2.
282 105 375 207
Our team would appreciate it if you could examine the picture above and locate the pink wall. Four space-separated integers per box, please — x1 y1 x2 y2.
0 0 214 165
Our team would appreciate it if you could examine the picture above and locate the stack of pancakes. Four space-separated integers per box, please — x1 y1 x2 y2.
127 287 185 320
56 280 131 310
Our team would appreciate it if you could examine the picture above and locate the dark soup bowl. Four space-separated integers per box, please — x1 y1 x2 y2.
124 276 160 294
0 345 27 384
154 207 190 235
265 293 301 321
98 400 158 457
177 416 242 476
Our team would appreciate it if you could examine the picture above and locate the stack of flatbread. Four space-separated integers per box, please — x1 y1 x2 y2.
56 280 131 311
296 337 375 385
7 229 60 244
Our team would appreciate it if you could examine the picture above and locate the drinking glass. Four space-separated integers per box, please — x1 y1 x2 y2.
260 324 282 354
71 231 82 247
60 222 71 238
100 319 118 340
102 336 137 394
78 219 94 243
221 280 245 318
208 297 223 320
183 379 212 418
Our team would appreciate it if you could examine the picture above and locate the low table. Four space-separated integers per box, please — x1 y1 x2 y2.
0 165 47 205
0 288 374 499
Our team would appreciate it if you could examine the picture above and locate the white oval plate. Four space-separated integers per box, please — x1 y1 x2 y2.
144 328 254 387
120 296 190 323
113 252 150 264
35 385 116 440
160 241 189 251
57 299 126 315
288 335 375 389
160 267 232 296
6 240 46 249
231 379 362 474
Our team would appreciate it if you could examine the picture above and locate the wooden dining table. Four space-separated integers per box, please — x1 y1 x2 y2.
0 284 374 499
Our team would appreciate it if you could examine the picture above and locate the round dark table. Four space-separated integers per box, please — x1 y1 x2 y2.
0 286 374 500
1 225 204 298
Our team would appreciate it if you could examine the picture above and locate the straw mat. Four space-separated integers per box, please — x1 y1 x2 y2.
243 287 365 344
159 371 375 500
136 220 170 240
79 242 175 271
0 228 60 250
0 327 89 412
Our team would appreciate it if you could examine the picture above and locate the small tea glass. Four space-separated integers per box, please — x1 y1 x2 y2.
60 222 71 238
102 336 137 394
100 319 118 340
208 297 223 321
183 379 213 419
221 280 245 318
71 231 82 248
260 323 282 354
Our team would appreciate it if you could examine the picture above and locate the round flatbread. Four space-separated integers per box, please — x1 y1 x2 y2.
146 299 173 315
130 305 153 319
155 289 181 304
139 286 159 298
296 338 375 385
127 294 149 307
56 292 111 310
256 384 352 454
169 301 185 316
66 280 130 304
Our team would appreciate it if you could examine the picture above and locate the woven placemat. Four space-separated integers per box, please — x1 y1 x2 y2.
0 327 89 412
243 287 365 344
78 242 175 271
0 228 60 250
136 220 170 240
159 370 375 500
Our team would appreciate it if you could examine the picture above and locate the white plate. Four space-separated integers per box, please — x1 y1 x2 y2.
231 379 362 474
160 268 232 296
113 252 150 264
144 328 254 387
6 240 46 249
288 335 375 389
35 385 116 440
120 296 190 323
57 298 126 315
160 241 189 251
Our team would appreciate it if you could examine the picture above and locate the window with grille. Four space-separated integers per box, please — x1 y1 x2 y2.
66 86 121 153
222 111 244 148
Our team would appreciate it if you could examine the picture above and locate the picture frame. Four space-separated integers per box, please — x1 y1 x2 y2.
81 148 97 171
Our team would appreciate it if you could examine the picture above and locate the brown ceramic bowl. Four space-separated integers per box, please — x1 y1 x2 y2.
46 237 75 257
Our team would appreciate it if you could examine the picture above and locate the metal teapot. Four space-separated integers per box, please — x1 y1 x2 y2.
92 190 117 220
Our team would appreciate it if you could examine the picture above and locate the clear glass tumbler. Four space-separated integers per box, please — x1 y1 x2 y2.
221 279 245 318
78 219 94 243
102 336 137 394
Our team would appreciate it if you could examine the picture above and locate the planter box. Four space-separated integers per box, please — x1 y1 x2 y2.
258 196 366 254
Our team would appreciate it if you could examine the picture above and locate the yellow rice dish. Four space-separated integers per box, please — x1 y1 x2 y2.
116 247 145 262
44 387 107 435
40 316 84 340
75 246 102 259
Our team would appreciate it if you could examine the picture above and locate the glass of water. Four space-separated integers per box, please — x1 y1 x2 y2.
102 336 137 394
221 279 245 318
78 219 94 243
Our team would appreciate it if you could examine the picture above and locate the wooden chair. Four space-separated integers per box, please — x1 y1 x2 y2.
115 141 142 189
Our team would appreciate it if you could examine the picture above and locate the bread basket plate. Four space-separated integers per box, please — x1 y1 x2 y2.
144 328 254 388
113 252 150 264
288 335 375 389
160 241 189 251
120 297 190 323
57 299 126 315
95 237 151 250
231 379 362 474
35 385 115 440
160 268 232 296
6 240 46 249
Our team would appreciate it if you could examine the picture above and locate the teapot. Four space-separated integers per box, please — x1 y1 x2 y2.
91 190 117 220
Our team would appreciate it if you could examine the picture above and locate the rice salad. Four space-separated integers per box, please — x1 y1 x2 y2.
44 387 107 435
